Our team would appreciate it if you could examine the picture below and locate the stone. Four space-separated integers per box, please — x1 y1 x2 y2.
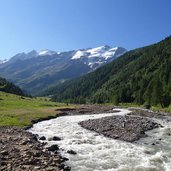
39 136 46 140
61 157 69 162
60 163 71 171
63 165 71 171
67 150 77 155
1 150 9 155
47 145 59 152
33 151 42 157
21 140 30 145
30 135 38 141
52 136 61 141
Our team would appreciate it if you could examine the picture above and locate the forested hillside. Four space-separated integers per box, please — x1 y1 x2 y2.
44 36 171 108
0 77 25 96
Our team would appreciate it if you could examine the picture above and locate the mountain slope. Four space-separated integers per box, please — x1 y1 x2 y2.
0 46 126 95
47 36 171 107
0 77 25 96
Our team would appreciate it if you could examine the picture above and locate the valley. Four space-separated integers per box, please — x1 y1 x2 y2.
0 36 171 171
1 1 171 171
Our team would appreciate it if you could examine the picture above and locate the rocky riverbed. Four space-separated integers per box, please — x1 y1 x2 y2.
0 127 65 171
79 115 160 142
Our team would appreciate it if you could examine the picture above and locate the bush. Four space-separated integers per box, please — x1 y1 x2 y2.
144 102 151 109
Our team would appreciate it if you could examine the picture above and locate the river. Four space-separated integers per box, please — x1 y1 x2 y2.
29 108 171 171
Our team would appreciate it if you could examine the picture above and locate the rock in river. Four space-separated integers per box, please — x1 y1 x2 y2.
47 144 59 152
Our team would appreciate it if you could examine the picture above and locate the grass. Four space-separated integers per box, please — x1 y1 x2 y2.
0 91 75 127
103 102 171 113
119 103 171 113
1 91 170 127
102 102 141 108
151 105 171 113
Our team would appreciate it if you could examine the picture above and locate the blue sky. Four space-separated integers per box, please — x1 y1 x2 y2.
0 0 171 59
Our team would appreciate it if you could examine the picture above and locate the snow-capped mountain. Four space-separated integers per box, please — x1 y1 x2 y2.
4 46 126 66
71 46 126 69
0 46 126 95
38 49 58 56
72 46 119 59
0 59 8 64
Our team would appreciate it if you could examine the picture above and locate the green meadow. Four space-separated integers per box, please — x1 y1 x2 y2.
0 91 75 127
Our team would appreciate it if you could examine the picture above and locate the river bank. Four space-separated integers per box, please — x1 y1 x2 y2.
0 126 63 171
1 105 171 171
0 105 114 171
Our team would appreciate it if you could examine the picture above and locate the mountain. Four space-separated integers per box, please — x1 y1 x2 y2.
70 46 126 69
0 77 25 96
0 59 8 64
46 36 171 108
0 46 126 95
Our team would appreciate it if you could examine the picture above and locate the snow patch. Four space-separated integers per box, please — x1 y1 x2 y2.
39 49 57 56
71 46 120 60
0 59 8 64
72 50 88 59
71 46 126 69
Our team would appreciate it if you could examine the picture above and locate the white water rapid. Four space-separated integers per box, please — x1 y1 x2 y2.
29 108 171 171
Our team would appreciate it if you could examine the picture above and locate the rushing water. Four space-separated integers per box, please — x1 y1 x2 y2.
29 109 171 171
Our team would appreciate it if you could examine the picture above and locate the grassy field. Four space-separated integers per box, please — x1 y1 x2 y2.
0 91 75 127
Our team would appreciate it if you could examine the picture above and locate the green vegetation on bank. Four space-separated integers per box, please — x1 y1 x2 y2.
0 77 25 96
119 103 171 113
103 102 171 113
0 91 74 127
44 36 171 110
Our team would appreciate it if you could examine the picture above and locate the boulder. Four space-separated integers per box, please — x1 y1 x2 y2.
52 136 61 141
48 136 61 141
60 163 71 171
39 136 46 140
61 157 69 162
47 145 59 152
67 150 77 155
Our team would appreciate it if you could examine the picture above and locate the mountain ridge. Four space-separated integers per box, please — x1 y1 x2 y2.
0 46 126 95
